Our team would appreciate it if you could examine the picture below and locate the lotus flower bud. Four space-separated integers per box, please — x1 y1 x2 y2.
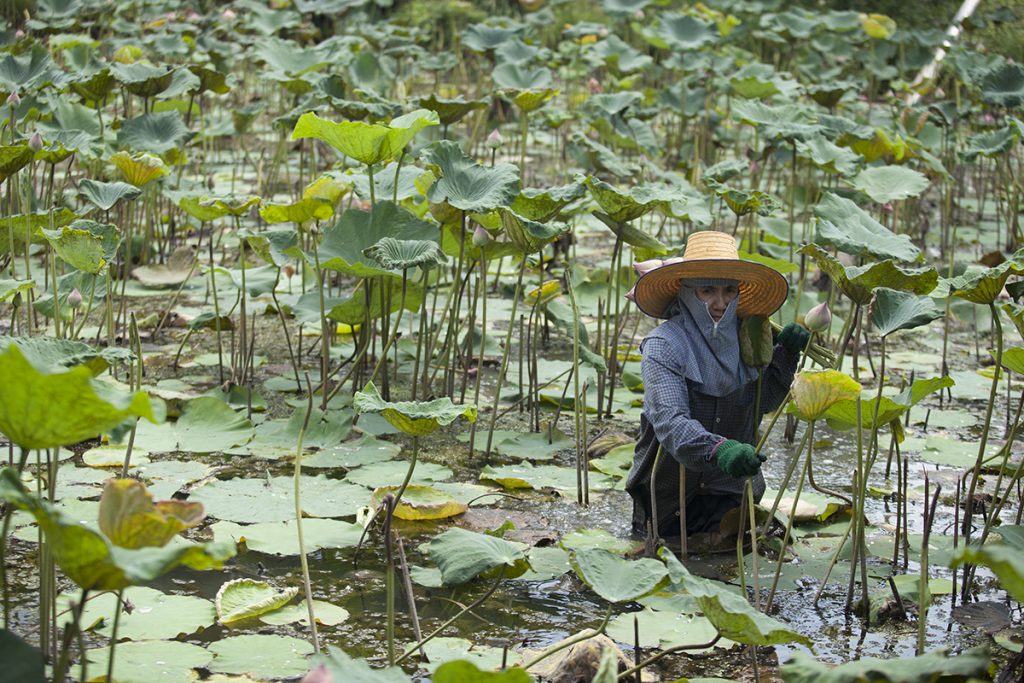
222 8 236 19
283 264 296 278
803 302 831 332
472 225 492 247
28 132 42 151
588 77 602 94
634 258 663 276
882 202 893 213
188 11 200 20
15 30 25 39
485 129 502 150
68 288 83 309
7 92 20 107
634 9 645 19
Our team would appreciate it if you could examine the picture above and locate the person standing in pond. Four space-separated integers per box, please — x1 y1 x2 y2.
624 231 809 539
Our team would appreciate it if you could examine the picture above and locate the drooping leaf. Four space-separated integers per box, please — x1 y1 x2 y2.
215 578 300 625
421 140 520 213
110 151 168 186
814 192 921 262
98 478 203 549
0 145 35 183
0 629 45 683
869 288 942 337
78 179 142 211
497 208 568 255
427 527 529 585
353 381 475 437
260 196 334 225
362 237 447 271
800 244 937 304
790 370 862 421
41 225 106 274
940 252 1024 305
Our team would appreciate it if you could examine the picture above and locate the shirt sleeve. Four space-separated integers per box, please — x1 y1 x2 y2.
758 342 800 415
641 337 723 471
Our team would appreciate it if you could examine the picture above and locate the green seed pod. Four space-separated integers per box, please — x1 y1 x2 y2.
740 315 773 368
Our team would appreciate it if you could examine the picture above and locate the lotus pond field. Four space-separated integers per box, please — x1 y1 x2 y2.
2 0 1024 681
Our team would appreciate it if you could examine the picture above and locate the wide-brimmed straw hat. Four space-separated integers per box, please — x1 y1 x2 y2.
633 231 788 319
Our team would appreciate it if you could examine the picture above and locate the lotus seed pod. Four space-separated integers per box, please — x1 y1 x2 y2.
68 288 84 309
803 302 831 332
633 259 663 276
28 132 42 151
485 129 503 150
472 226 492 247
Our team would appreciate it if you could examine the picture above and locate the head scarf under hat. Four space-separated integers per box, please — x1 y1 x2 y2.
665 279 755 397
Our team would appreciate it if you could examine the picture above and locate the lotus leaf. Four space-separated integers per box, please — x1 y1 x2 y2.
132 247 196 288
133 396 253 454
118 111 193 155
428 527 529 585
317 201 438 278
824 376 953 431
586 176 679 223
0 336 132 375
354 381 475 437
190 473 366 522
952 543 1024 605
706 180 780 217
307 646 410 683
414 94 488 126
421 140 520 213
0 145 34 182
292 109 438 166
98 478 204 549
498 208 569 255
852 166 930 204
800 244 937 304
244 228 300 267
790 370 862 421
322 278 425 325
607 608 730 652
433 660 530 683
869 288 942 337
0 629 44 683
652 13 718 50
980 62 1024 108
0 345 161 450
260 197 334 225
0 279 35 303
814 193 920 261
111 151 168 186
78 179 142 211
85 640 212 683
259 599 350 627
212 519 363 556
343 459 451 488
731 101 821 141
941 253 1024 304
999 347 1024 374
363 237 447 271
40 225 106 273
0 468 234 591
572 547 667 603
370 484 467 520
511 182 587 222
780 647 990 683
659 548 812 647
0 44 65 92
215 578 300 625
110 62 174 97
208 634 314 679
66 585 215 640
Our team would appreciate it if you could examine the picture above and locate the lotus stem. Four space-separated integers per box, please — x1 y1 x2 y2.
295 375 319 654
106 589 125 683
483 257 527 461
765 419 813 611
617 633 723 680
919 478 941 655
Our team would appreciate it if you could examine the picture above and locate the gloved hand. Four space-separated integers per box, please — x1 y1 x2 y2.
716 440 767 477
777 322 811 354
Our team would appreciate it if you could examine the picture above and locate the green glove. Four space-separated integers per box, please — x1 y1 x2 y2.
715 440 767 478
777 322 810 354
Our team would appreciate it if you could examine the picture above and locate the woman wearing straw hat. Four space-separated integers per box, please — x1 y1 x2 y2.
624 231 809 539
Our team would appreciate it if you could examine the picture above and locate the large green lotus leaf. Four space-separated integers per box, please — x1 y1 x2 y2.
999 346 1024 375
790 370 862 421
414 94 489 126
870 287 942 337
571 547 667 603
212 518 363 555
292 109 438 166
78 179 142 211
963 126 1018 161
0 144 35 182
660 548 812 647
323 278 425 325
118 111 193 155
190 473 366 523
0 468 234 591
40 225 106 273
421 140 520 213
824 376 953 431
852 166 930 204
952 543 1024 604
800 244 937 304
133 396 253 454
0 208 77 249
308 646 410 683
244 227 300 268
85 640 212 683
606 608 732 653
511 181 586 222
0 628 44 683
215 578 300 625
794 136 860 176
479 461 614 494
110 62 174 98
259 598 349 627
463 22 525 52
363 237 447 271
433 660 530 683
497 208 568 255
0 279 34 304
98 478 203 549
428 527 529 585
343 459 451 489
0 345 160 450
188 64 230 95
0 44 65 91
66 585 215 640
981 62 1024 108
728 62 798 99
316 201 438 278
419 637 521 673
111 151 167 187
706 179 781 218
814 192 921 262
586 176 682 223
260 196 333 225
651 13 717 50
370 484 467 520
780 647 990 683
0 336 131 375
940 253 1024 304
296 434 400 469
731 100 821 141
354 381 476 437
208 634 314 679
225 407 353 459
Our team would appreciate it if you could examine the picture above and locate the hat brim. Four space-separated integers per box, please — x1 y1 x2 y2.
634 259 789 319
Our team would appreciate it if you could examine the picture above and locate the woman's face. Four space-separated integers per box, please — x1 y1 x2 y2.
694 284 739 322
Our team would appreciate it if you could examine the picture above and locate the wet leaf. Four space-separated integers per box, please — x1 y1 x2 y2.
306 646 409 683
208 634 314 679
216 578 299 625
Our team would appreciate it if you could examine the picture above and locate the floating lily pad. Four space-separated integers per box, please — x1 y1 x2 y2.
212 518 363 555
428 527 529 585
67 586 215 641
216 578 300 625
354 381 476 437
134 396 253 454
191 474 367 523
82 444 150 469
370 484 467 520
607 608 732 652
572 547 667 603
259 599 349 627
208 634 314 680
300 435 401 469
86 639 212 683
480 462 613 493
560 528 639 555
344 460 451 488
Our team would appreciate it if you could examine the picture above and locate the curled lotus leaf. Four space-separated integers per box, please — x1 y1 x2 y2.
790 370 862 421
800 244 937 305
939 252 1024 305
78 179 142 211
510 181 587 223
110 151 167 187
215 578 300 625
362 237 447 271
353 381 476 437
370 484 467 521
497 207 568 255
0 144 35 182
413 93 488 126
292 109 439 167
814 192 921 262
98 478 204 549
421 140 521 213
40 225 107 274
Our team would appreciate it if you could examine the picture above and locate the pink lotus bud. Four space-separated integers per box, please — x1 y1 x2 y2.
15 29 25 39
983 113 996 125
28 132 43 151
634 9 645 19
803 301 831 332
68 288 84 309
882 202 893 213
302 664 334 683
7 92 20 107
188 11 200 20
472 226 492 247
624 284 636 302
588 77 602 94
222 8 236 19
485 129 502 150
633 258 663 276
749 160 760 175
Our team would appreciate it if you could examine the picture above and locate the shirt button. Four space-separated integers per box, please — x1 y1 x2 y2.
715 418 721 423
